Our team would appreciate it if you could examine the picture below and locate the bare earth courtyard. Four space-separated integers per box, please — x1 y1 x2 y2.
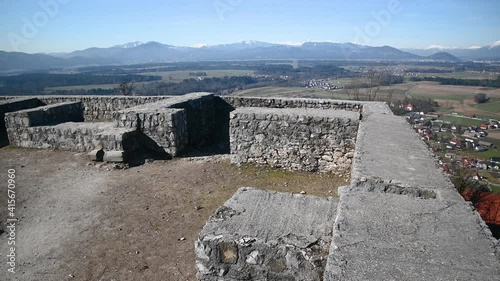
0 147 344 281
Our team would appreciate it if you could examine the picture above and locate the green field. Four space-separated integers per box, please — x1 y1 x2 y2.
412 93 470 101
491 184 500 194
438 115 484 126
139 69 256 83
457 137 500 160
459 149 500 160
480 171 500 185
473 99 500 113
422 72 499 80
475 114 500 120
325 78 355 87
232 86 349 99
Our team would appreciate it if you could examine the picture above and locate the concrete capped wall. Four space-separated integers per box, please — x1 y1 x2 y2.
1 93 217 156
0 98 44 141
196 187 338 280
38 95 172 122
199 97 500 280
0 95 172 122
323 101 500 280
5 101 85 147
222 96 362 111
229 107 359 175
16 122 139 152
112 92 215 156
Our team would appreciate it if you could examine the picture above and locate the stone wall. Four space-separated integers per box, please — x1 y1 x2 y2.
0 98 44 141
1 93 216 156
13 122 139 153
0 95 171 122
229 107 359 175
37 96 170 122
5 101 85 147
5 101 83 127
169 93 216 147
222 96 362 111
112 93 215 156
113 109 187 157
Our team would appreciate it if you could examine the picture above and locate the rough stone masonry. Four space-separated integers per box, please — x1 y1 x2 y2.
1 93 216 158
229 107 359 176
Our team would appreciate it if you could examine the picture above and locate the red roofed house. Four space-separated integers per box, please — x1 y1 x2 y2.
449 139 464 149
480 124 490 130
441 165 452 174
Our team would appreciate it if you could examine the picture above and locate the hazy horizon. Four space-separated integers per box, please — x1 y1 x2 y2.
1 0 499 54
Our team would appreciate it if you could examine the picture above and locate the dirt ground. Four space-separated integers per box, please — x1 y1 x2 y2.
0 148 345 281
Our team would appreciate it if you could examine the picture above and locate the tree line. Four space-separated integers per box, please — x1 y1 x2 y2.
47 76 261 96
0 73 161 95
409 76 500 88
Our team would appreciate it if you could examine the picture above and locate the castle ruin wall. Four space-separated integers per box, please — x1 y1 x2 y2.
222 96 362 111
229 107 359 176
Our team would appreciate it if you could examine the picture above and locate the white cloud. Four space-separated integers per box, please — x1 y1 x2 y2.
467 45 482 49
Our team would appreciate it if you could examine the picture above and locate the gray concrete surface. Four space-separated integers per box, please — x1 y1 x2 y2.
113 92 213 113
352 112 460 200
222 96 362 112
360 101 393 116
325 189 500 281
196 187 338 280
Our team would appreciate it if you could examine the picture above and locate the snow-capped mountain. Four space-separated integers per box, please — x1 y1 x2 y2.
403 41 500 60
2 40 500 72
206 40 279 50
113 41 144 49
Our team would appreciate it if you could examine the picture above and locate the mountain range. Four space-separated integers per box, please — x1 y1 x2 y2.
1 41 500 73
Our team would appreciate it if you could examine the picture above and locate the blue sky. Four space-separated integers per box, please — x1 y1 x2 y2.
0 0 499 53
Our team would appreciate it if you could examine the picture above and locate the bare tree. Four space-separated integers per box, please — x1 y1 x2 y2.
118 81 135 96
344 68 388 101
450 164 489 207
